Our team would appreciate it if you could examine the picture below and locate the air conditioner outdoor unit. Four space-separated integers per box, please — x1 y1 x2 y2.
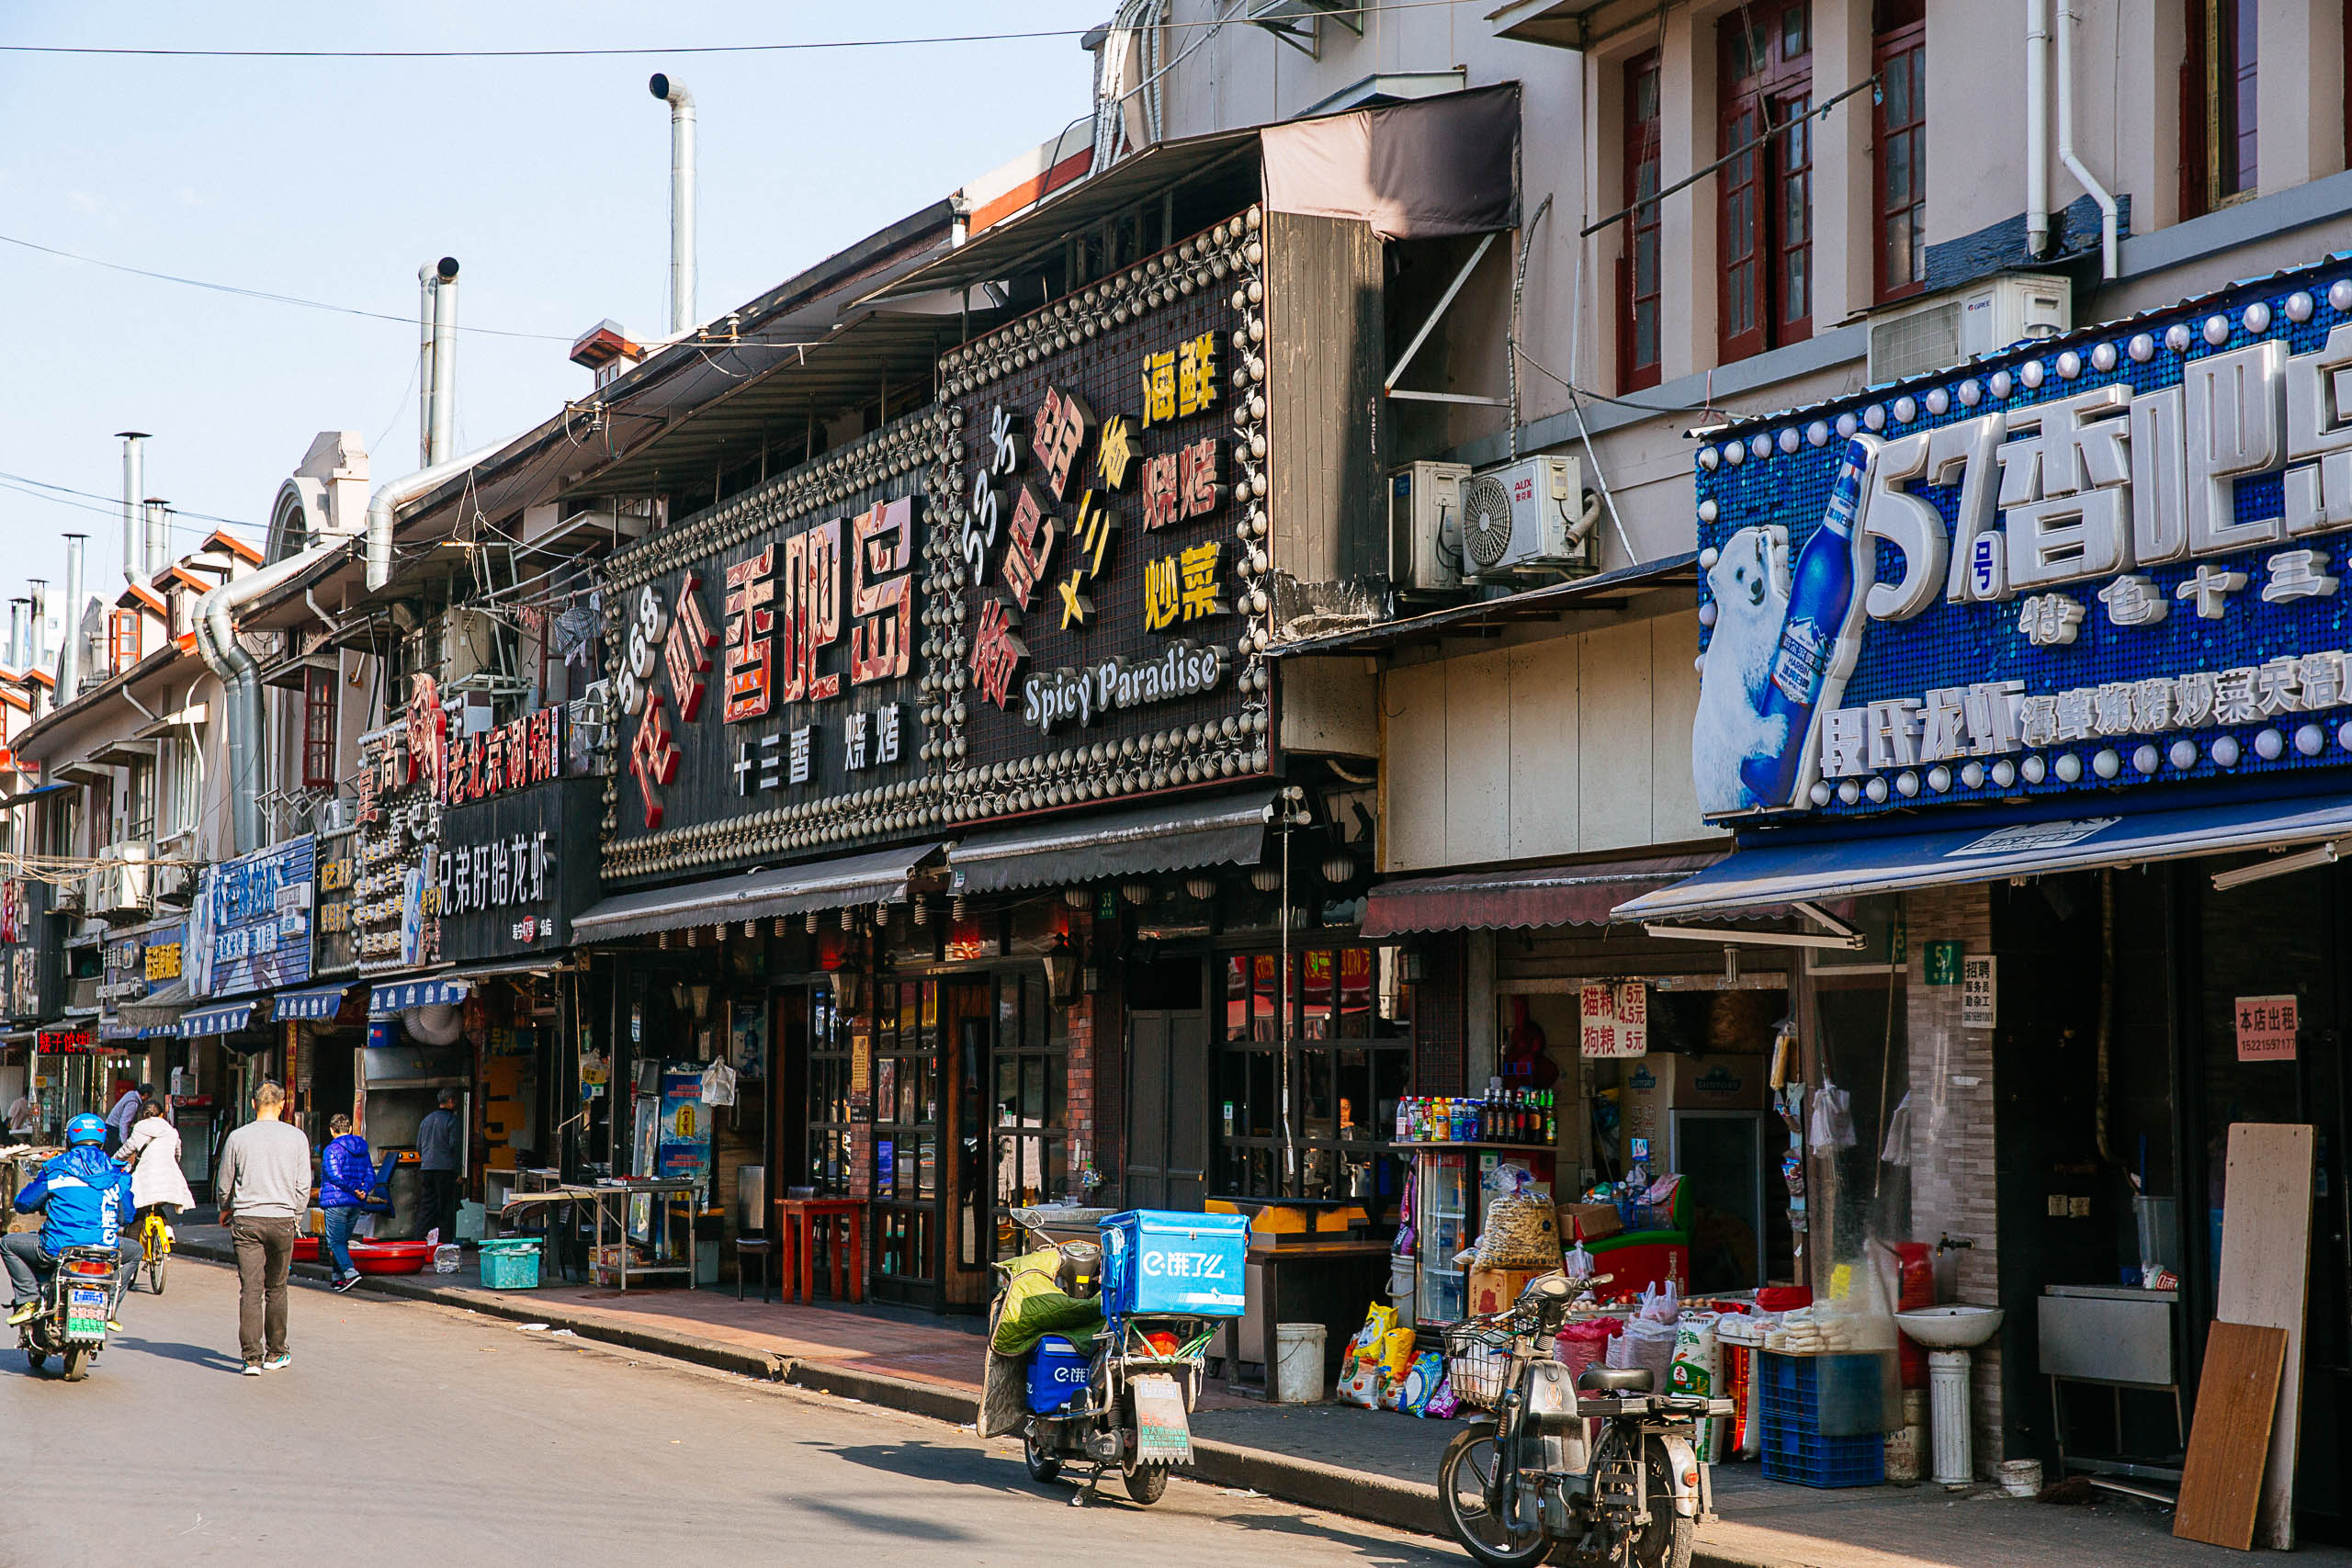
1458 455 1596 579
1389 461 1470 591
1866 273 2073 386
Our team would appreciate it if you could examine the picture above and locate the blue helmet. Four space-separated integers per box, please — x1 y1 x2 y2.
63 1114 107 1147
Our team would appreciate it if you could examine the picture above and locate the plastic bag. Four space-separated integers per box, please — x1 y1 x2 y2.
1379 1327 1419 1382
1553 1315 1623 1386
1637 1280 1680 1325
1425 1371 1460 1420
1810 1080 1857 1148
1609 1317 1679 1392
1396 1350 1447 1416
1337 1360 1385 1408
1563 1235 1593 1282
1343 1302 1396 1367
1473 1192 1563 1271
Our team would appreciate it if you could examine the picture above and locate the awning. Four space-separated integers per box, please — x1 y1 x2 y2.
115 979 189 1035
949 790 1275 895
1614 791 2352 922
180 1000 262 1038
571 842 945 943
273 983 356 1022
1361 852 1727 938
368 976 471 1016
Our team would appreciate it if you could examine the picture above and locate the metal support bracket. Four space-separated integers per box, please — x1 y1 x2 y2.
1249 1 1363 58
1385 230 1502 405
1643 900 1868 953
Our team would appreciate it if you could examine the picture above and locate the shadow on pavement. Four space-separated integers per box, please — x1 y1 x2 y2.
1219 1506 1454 1563
786 1495 983 1543
814 1438 1041 1499
107 1335 246 1373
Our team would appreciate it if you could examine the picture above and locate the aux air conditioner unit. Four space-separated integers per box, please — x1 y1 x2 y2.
1457 456 1596 579
1389 461 1470 591
1866 273 2073 386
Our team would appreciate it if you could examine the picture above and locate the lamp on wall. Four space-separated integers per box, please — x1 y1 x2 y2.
1042 931 1080 1008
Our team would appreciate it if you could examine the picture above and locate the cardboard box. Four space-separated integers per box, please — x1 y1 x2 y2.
1468 1265 1548 1316
1562 1201 1623 1243
1620 1052 1769 1141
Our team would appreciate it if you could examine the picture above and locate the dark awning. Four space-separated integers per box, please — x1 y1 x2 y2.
115 979 189 1034
571 842 945 942
368 975 471 1016
273 983 356 1022
181 999 262 1038
1614 791 2352 921
1361 852 1728 938
948 790 1275 895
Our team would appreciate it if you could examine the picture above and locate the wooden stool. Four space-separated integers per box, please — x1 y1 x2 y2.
736 1237 775 1303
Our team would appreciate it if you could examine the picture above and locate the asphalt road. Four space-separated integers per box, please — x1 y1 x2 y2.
0 1257 1459 1568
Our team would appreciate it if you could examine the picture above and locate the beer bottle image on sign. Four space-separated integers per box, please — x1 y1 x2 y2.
1739 435 1875 809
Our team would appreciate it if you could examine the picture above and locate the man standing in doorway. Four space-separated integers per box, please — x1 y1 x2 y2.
4 1089 35 1145
416 1090 461 1247
104 1080 146 1154
216 1081 311 1375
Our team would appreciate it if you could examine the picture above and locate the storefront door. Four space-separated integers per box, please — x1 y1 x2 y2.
869 977 992 1309
1126 956 1211 1212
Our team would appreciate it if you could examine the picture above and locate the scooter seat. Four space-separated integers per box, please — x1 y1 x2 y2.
1576 1366 1654 1393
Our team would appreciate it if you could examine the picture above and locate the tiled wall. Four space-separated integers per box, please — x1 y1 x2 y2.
1902 881 2003 1473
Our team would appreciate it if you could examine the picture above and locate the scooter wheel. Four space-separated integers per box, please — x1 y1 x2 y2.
1438 1424 1552 1568
1122 1465 1169 1506
24 1348 45 1372
62 1347 89 1382
1023 1424 1063 1483
1624 1440 1693 1568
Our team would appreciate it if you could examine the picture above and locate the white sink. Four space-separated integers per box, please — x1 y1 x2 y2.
1895 1304 2006 1348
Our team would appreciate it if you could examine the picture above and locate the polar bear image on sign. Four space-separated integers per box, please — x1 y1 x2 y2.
1691 525 1791 817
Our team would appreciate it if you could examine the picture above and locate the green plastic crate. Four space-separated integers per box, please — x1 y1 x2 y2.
478 1237 543 1291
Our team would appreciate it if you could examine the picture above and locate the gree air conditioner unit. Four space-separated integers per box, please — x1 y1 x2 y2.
1866 273 2073 386
1457 455 1596 580
1389 461 1470 591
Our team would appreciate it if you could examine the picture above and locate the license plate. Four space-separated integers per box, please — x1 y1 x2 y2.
65 1287 107 1339
1129 1373 1192 1465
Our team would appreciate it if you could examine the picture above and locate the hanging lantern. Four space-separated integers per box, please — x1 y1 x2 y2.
1063 887 1091 910
1185 876 1217 902
841 907 857 932
1121 883 1153 907
773 918 790 938
1321 853 1356 886
804 910 820 934
911 896 930 927
952 894 969 921
1250 867 1281 893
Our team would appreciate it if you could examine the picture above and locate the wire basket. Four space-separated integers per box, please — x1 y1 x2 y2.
1443 1321 1519 1410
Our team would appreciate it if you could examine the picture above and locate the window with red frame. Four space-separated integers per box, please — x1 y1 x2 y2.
1718 1 1813 363
1872 2 1926 302
107 610 140 674
301 663 337 790
2183 0 2256 217
1620 51 1665 391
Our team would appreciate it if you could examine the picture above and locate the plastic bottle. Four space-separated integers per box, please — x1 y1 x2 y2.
1543 1090 1557 1146
1396 1097 1411 1143
1740 434 1878 809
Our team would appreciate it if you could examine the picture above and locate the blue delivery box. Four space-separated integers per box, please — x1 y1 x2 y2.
1098 1210 1250 1319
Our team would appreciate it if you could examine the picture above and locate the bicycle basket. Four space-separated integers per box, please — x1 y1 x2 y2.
1442 1322 1517 1410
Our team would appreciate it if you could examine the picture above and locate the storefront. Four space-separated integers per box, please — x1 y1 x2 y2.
1629 254 2352 1528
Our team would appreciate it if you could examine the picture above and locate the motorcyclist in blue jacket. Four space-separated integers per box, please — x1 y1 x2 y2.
6 1113 140 1328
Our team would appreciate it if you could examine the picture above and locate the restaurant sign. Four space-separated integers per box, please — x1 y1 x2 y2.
1694 255 2352 819
190 836 314 998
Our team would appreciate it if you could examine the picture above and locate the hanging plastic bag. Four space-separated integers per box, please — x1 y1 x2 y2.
1809 1080 1856 1148
1880 1091 1914 1166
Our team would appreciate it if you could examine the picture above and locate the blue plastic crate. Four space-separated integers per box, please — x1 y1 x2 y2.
1098 1210 1250 1319
1762 1423 1884 1488
1754 1350 1886 1436
477 1237 542 1291
1026 1336 1090 1414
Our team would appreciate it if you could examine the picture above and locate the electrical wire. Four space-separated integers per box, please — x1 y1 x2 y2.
0 4 1474 60
0 472 262 537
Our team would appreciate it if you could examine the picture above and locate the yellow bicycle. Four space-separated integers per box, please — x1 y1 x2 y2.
135 1208 171 1296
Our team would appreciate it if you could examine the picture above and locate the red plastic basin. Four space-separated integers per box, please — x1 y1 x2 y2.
292 1235 321 1263
346 1240 433 1275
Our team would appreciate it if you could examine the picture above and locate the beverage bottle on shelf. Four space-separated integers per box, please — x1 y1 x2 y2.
1510 1089 1528 1144
1740 434 1878 810
1543 1090 1557 1145
1396 1097 1411 1143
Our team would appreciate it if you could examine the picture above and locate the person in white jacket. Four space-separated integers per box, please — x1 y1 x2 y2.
117 1099 197 1224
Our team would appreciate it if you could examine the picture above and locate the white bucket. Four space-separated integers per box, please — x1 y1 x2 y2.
1999 1459 2042 1497
1273 1322 1329 1404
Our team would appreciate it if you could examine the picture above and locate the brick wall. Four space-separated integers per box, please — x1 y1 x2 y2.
1067 990 1096 1182
1901 881 2003 1474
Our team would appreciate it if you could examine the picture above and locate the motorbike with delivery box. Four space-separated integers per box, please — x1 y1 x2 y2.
980 1207 1250 1506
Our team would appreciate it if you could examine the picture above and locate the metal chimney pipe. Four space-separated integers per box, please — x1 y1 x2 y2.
27 581 45 671
59 536 85 695
427 256 459 465
419 263 439 468
650 73 696 335
7 599 23 670
116 433 149 585
143 498 170 577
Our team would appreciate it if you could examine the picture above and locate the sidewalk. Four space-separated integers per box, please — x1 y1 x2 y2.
168 1224 2346 1568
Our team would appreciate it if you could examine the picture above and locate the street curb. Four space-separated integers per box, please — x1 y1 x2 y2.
175 1243 1750 1562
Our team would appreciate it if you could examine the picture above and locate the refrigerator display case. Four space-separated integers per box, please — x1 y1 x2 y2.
1416 1151 1470 1324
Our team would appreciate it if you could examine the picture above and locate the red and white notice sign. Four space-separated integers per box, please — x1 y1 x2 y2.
1579 982 1650 1059
2234 994 2299 1062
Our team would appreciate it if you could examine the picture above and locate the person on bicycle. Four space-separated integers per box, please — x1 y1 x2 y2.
5 1114 139 1328
118 1100 195 1271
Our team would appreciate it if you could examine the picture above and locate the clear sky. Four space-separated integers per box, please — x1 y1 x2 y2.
0 2 1108 628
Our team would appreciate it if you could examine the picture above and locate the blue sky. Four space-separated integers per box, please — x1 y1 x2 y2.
0 2 1106 618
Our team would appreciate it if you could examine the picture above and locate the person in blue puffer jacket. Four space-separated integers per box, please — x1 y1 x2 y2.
317 1114 389 1292
6 1113 139 1326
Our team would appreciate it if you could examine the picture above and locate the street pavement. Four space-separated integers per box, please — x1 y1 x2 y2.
0 1258 1454 1568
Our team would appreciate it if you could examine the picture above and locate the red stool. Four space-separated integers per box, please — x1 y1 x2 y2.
776 1197 866 1303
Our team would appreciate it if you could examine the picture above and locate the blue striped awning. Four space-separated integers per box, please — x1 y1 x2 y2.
181 1000 260 1037
274 984 354 1021
368 976 470 1016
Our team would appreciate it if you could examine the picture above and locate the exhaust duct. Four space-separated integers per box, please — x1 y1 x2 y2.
650 73 697 335
115 433 149 585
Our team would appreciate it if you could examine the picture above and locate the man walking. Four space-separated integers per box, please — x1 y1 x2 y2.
103 1080 147 1154
416 1089 461 1246
216 1082 311 1376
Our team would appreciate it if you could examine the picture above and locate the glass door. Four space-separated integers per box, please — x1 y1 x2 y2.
869 979 941 1303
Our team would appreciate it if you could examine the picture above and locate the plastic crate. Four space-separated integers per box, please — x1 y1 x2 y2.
1754 1350 1887 1437
1026 1336 1090 1414
1098 1211 1250 1319
1755 1352 1884 1487
477 1237 543 1291
1761 1423 1884 1488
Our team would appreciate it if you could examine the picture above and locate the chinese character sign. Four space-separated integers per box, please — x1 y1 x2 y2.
2235 993 2298 1061
1578 983 1650 1059
1693 258 2352 819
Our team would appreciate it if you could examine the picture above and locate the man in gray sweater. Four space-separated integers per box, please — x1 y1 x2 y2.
216 1081 312 1375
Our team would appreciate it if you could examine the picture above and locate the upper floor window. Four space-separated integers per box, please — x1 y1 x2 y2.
1621 51 1665 391
2184 0 2256 215
302 663 338 791
108 610 140 675
1872 2 1927 302
1719 0 1813 362
123 760 154 842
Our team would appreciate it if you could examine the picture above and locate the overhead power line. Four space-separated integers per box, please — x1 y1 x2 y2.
0 470 262 536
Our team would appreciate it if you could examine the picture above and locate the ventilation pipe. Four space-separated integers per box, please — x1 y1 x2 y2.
363 440 503 594
2025 0 2050 258
143 499 170 578
27 581 46 671
650 73 696 335
418 264 439 468
426 257 459 465
58 536 85 696
115 433 149 586
2054 0 2120 278
6 599 23 670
